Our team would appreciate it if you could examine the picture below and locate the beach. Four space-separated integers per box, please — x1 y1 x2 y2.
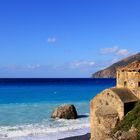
60 133 90 140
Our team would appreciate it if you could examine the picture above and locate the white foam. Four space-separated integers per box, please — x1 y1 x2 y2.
2 127 90 140
0 115 90 140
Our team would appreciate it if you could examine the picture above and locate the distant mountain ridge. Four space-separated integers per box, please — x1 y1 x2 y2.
92 52 140 78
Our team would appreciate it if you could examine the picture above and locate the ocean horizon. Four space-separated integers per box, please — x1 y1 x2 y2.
0 78 115 139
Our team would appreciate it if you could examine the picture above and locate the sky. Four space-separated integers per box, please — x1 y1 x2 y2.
0 0 140 78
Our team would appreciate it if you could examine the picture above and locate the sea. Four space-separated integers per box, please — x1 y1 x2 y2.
0 78 116 140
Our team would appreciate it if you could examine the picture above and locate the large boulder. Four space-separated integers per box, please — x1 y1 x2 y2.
51 104 78 119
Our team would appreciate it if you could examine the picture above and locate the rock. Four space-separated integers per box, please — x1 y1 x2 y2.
113 127 138 140
113 130 122 138
51 104 78 119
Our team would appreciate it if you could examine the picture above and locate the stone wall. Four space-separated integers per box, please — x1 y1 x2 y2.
90 89 124 140
117 71 140 99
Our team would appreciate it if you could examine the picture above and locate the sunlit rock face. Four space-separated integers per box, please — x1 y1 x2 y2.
92 53 140 78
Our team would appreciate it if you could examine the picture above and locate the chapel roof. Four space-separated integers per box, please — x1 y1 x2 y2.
110 87 138 103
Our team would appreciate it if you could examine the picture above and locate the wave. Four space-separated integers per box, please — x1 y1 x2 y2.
0 114 90 139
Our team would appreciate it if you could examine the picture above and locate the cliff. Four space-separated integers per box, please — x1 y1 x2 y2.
111 101 140 140
92 52 140 78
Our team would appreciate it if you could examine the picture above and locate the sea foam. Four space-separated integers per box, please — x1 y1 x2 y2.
0 114 90 139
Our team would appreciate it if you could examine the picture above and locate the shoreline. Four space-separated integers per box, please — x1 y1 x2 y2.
59 133 90 140
2 127 90 140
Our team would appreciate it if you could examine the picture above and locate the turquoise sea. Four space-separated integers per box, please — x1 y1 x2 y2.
0 78 115 140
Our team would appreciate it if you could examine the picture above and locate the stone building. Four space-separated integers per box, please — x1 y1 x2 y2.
117 61 140 98
90 61 140 140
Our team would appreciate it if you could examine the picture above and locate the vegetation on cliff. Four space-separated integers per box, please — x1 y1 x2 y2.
92 52 140 78
112 101 140 135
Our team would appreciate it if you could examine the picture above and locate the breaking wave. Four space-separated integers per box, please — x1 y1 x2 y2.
0 113 90 139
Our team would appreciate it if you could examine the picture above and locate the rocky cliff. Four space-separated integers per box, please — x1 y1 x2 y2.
110 101 140 140
92 52 140 78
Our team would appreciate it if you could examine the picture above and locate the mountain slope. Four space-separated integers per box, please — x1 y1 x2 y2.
92 52 140 78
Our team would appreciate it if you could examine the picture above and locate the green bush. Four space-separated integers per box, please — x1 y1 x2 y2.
112 101 140 134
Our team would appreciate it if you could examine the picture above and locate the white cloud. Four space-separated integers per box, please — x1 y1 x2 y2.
111 57 119 63
47 37 57 43
100 46 118 54
116 49 129 56
100 46 129 56
0 64 41 71
26 64 41 69
70 60 95 69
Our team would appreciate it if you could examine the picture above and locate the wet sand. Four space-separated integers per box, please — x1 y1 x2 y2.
59 133 90 140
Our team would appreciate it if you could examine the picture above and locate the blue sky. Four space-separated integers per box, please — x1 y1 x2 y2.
0 0 140 78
